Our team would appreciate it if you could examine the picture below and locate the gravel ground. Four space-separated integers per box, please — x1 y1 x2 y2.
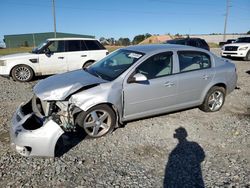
0 49 249 187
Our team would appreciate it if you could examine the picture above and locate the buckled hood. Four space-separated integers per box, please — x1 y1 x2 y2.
34 70 107 100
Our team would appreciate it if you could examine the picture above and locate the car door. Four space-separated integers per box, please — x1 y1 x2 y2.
66 40 89 71
176 51 214 107
38 40 67 75
123 51 178 120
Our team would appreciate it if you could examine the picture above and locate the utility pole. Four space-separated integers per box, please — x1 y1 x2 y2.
223 0 230 42
52 0 57 38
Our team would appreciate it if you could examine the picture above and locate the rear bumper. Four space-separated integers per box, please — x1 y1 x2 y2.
10 102 64 157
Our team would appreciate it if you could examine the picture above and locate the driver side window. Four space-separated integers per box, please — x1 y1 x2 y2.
136 52 173 80
47 41 65 53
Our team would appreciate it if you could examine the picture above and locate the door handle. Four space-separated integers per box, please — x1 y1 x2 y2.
202 75 210 80
164 82 175 87
58 57 64 59
81 55 87 57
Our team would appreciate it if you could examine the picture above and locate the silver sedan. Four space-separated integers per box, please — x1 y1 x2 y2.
10 44 237 156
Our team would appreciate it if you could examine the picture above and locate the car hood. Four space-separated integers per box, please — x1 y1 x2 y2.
34 70 107 101
224 43 250 47
0 52 37 60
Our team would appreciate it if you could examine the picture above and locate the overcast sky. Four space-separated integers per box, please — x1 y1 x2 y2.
0 0 249 41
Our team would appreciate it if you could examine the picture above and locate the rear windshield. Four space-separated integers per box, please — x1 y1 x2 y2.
235 37 250 43
167 40 186 45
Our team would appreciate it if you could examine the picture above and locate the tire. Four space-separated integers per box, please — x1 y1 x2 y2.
76 104 116 138
11 65 34 82
199 86 226 112
243 51 250 61
82 61 95 69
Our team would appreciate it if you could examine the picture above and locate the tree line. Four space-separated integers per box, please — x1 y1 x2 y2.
99 33 152 46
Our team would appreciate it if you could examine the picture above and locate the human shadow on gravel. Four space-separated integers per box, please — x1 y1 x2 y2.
164 127 205 188
246 70 250 75
55 126 87 157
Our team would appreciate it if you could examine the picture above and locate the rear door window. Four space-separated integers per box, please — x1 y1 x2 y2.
178 51 211 73
66 40 81 52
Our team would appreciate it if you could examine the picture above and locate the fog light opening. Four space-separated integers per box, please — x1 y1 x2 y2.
16 145 32 156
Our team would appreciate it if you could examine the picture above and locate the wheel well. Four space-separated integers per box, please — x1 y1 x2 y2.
84 60 95 65
10 64 35 77
212 83 227 93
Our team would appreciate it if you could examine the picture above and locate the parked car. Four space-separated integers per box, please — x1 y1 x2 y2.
165 38 210 51
221 37 250 61
0 38 108 82
219 39 236 47
10 44 237 157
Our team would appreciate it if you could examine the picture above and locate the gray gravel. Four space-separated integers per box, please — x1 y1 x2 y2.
0 49 249 187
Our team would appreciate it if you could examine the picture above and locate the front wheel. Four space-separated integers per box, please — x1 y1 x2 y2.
76 104 116 138
243 51 250 61
199 86 226 112
11 65 34 82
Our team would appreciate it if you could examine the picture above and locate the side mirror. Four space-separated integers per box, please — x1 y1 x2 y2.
44 48 52 57
128 73 147 83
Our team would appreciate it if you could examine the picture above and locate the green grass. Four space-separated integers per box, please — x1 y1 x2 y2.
208 43 219 48
0 47 33 55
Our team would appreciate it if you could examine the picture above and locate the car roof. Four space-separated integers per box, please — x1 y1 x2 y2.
168 38 203 41
47 38 96 41
123 44 206 54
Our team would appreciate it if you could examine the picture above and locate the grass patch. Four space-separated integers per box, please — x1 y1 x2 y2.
208 43 219 48
105 46 123 52
0 47 32 55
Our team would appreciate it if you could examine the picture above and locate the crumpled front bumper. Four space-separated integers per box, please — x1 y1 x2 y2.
10 103 64 157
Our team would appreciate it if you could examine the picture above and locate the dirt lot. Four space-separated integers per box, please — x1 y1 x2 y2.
0 49 249 187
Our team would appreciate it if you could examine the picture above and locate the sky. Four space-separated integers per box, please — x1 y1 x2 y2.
0 0 249 41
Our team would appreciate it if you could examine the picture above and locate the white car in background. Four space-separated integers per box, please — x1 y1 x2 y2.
221 37 250 61
0 38 108 82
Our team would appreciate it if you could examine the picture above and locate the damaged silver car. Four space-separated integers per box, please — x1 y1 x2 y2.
10 44 237 157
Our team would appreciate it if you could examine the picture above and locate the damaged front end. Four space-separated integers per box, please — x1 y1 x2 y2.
10 95 78 157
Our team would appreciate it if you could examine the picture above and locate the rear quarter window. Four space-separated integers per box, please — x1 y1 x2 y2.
84 40 105 50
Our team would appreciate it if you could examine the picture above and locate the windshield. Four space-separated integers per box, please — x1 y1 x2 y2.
235 37 250 43
32 40 49 53
87 49 144 81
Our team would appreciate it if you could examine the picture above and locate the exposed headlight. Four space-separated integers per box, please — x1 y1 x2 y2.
221 46 225 50
0 60 6 66
239 47 248 51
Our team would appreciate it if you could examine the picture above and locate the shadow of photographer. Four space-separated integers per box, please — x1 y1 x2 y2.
164 127 205 188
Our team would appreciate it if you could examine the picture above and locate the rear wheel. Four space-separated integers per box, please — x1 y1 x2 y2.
76 104 116 138
199 86 226 112
243 51 250 61
11 65 34 82
83 61 95 69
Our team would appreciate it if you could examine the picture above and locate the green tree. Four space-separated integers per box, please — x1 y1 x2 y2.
247 30 250 34
118 38 131 46
132 33 152 44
